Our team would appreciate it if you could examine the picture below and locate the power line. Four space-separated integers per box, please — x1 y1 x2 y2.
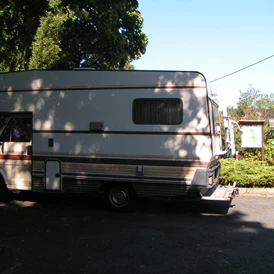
210 54 274 83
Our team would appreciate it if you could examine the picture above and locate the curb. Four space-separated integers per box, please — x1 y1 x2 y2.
238 188 274 197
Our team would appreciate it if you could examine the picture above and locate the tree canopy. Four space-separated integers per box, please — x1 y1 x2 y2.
0 0 148 71
228 84 274 120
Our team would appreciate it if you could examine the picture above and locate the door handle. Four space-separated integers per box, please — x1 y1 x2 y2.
55 173 60 178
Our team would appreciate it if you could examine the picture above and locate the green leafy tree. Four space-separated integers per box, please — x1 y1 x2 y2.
0 0 48 71
0 0 148 71
29 0 73 69
228 84 274 120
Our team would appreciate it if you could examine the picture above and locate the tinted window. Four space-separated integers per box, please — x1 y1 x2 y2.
133 98 183 125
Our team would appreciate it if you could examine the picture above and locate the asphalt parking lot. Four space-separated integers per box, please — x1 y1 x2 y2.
0 194 274 274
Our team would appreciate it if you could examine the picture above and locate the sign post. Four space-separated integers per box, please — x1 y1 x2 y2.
238 120 265 161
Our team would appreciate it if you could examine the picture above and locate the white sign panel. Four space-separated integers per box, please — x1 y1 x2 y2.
241 126 262 148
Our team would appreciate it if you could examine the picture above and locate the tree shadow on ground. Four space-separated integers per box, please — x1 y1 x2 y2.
1 194 274 274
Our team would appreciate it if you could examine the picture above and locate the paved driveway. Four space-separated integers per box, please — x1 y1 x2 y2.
0 194 274 274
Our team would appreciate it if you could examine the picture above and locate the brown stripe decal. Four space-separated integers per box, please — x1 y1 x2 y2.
32 155 208 168
0 154 31 161
33 130 211 136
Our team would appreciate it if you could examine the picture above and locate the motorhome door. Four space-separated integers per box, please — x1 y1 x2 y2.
45 160 61 191
0 113 32 191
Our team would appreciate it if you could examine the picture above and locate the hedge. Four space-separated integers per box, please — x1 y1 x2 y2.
219 158 274 188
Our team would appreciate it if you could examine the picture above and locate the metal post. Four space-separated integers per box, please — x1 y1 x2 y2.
229 120 236 157
261 125 264 161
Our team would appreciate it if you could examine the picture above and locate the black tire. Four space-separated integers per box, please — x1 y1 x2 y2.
0 177 9 202
104 183 137 212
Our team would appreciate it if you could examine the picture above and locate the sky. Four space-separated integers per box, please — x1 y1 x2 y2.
132 0 274 110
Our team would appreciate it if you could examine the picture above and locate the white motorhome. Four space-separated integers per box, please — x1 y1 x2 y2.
0 70 237 210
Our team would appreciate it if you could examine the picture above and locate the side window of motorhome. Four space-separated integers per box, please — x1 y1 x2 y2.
0 116 32 142
212 103 221 135
133 98 183 125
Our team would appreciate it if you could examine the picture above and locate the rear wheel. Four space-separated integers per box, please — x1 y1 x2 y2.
104 184 137 212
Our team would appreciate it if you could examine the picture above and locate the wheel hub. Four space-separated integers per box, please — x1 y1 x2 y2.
111 189 129 206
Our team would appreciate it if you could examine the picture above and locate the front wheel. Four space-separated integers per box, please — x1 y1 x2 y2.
104 184 137 212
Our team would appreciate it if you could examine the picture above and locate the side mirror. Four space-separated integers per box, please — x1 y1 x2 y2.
27 145 32 156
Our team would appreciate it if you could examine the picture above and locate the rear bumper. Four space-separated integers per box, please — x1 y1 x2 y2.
202 182 239 201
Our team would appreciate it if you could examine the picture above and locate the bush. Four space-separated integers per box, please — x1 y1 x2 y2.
220 158 274 188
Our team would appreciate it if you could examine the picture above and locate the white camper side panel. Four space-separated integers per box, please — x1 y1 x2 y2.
32 133 212 161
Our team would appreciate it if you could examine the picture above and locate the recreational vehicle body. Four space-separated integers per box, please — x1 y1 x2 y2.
0 70 236 210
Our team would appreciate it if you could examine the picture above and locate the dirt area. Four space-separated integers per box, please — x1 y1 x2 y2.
1 193 274 274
